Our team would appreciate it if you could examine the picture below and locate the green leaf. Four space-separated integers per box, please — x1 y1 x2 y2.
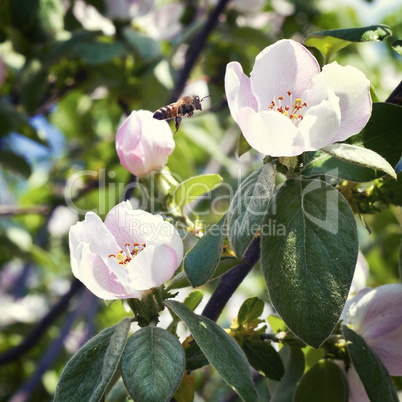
71 41 128 65
261 178 358 348
321 143 396 179
267 315 288 333
237 297 264 326
19 59 48 114
237 132 252 157
0 150 31 178
302 103 402 182
304 25 391 60
121 327 185 402
342 325 398 402
227 163 276 259
185 341 209 371
168 256 241 290
122 27 161 61
173 174 223 211
0 104 44 144
293 359 348 402
267 345 305 402
242 337 284 380
164 300 258 402
183 216 226 287
392 40 402 56
183 289 204 311
55 318 131 402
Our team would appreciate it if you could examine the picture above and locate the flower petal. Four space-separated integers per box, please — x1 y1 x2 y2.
314 62 372 143
350 283 402 340
224 62 258 122
299 88 341 151
340 287 371 323
250 39 320 110
73 243 142 300
236 107 306 156
341 364 370 402
368 324 402 376
69 212 120 260
126 244 179 290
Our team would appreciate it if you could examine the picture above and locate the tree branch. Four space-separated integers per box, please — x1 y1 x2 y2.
171 0 232 101
201 237 261 321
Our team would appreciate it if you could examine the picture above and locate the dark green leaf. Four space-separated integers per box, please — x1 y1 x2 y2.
237 132 252 157
184 216 226 287
121 327 185 402
168 256 241 290
267 345 305 402
261 178 358 348
185 341 209 371
0 150 31 178
0 104 46 144
304 25 391 60
242 337 284 380
342 325 398 402
227 163 276 259
122 27 161 61
238 297 264 326
321 143 396 179
173 174 223 211
302 103 402 182
294 359 348 402
164 300 258 402
71 41 128 65
54 318 131 402
391 40 402 56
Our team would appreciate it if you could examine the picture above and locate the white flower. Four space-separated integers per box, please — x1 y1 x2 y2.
69 201 183 299
225 39 372 157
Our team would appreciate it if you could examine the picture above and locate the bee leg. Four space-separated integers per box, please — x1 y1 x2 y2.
175 116 182 133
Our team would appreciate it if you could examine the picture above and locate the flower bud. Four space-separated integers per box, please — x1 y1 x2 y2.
116 110 175 178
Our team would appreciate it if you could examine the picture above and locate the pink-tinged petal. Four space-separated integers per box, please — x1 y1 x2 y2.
224 62 258 122
116 110 174 178
73 243 142 300
104 201 146 249
105 202 183 266
69 212 120 259
236 107 305 157
349 251 369 296
342 364 370 402
299 89 341 151
317 62 372 143
126 244 178 290
340 287 371 323
350 284 402 339
368 324 402 375
136 110 175 172
250 39 320 110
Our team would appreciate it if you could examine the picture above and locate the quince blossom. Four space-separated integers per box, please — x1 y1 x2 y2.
69 201 183 300
225 39 372 157
116 110 175 178
341 283 402 401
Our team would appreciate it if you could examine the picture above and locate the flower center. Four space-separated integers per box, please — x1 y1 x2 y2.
268 90 307 125
108 242 146 267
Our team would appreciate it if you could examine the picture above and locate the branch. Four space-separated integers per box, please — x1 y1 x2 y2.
171 0 232 101
201 237 261 321
0 279 83 365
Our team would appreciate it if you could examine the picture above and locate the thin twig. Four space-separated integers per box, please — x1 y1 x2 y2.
0 279 83 365
171 0 232 101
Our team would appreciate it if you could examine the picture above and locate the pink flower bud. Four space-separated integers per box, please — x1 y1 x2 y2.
69 201 183 300
116 110 175 178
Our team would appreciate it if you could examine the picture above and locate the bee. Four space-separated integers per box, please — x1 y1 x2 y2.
153 95 210 132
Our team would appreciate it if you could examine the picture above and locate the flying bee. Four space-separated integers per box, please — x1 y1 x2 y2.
153 95 210 133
